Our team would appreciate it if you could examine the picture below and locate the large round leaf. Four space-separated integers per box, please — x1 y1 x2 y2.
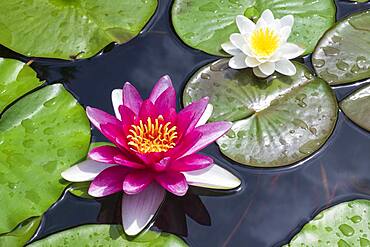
0 0 158 60
0 58 43 113
28 224 188 246
0 84 91 234
183 60 338 167
313 10 370 85
286 199 370 247
340 84 370 131
172 0 335 56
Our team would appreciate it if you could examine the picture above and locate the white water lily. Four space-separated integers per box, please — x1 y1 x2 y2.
222 9 305 77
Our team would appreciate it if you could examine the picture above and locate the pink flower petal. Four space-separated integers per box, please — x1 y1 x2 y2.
113 154 146 169
155 171 188 196
122 183 165 236
154 87 176 114
149 75 173 103
166 130 202 159
88 145 121 164
123 171 154 195
176 97 209 136
123 82 143 115
100 123 127 149
118 105 136 129
86 106 121 132
181 121 232 157
61 160 116 182
170 153 213 172
153 157 170 172
138 99 159 121
88 166 128 197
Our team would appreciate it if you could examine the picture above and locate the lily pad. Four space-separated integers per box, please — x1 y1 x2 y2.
340 84 370 131
183 59 338 167
313 10 370 85
0 217 41 247
0 0 158 60
28 224 188 246
286 199 370 247
0 84 91 234
172 0 335 56
0 58 43 113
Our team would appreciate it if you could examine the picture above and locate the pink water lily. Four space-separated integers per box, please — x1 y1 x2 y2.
62 75 241 235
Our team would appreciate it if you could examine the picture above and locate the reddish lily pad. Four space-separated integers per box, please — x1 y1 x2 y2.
183 60 338 167
0 84 90 234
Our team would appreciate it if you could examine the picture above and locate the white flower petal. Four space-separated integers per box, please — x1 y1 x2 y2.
196 104 213 127
122 183 165 236
260 9 275 25
253 66 269 78
183 164 241 190
111 89 123 120
61 160 116 182
221 42 242 56
230 33 246 51
279 43 305 59
280 15 294 29
258 62 276 76
275 59 297 76
245 56 261 67
280 26 292 42
229 54 248 69
236 15 256 35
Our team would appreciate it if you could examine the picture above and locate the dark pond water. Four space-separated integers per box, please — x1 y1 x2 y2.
1 0 370 246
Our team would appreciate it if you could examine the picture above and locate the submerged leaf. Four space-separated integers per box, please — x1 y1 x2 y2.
313 10 370 85
0 58 43 113
0 84 91 234
183 60 338 167
286 199 370 247
28 224 188 246
172 0 335 56
340 84 370 131
0 0 158 60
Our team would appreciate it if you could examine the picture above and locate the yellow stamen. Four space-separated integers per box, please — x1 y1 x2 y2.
127 115 178 154
250 27 280 57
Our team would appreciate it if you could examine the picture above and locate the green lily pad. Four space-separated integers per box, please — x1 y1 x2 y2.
28 224 188 246
340 84 370 131
172 0 335 56
0 84 91 234
0 58 43 113
0 1 158 60
313 10 370 85
0 217 41 247
183 59 338 167
286 199 370 247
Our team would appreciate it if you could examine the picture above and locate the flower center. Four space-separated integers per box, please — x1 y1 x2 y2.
250 28 280 57
127 115 178 154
